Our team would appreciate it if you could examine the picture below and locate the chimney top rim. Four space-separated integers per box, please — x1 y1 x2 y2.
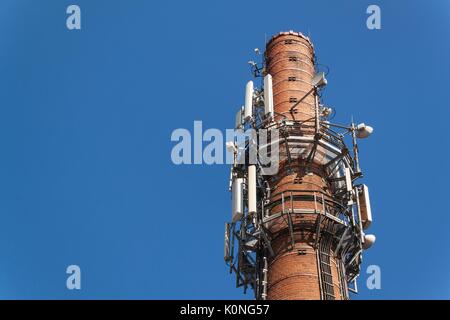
266 31 315 50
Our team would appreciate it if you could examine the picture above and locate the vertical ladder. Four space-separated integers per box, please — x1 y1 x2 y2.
318 236 336 300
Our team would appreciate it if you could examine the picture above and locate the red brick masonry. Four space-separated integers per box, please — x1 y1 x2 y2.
265 32 343 300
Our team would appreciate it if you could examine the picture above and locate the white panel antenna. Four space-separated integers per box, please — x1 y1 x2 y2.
235 106 244 129
344 166 353 192
264 74 274 118
232 178 244 222
359 184 373 229
248 165 257 214
244 81 254 121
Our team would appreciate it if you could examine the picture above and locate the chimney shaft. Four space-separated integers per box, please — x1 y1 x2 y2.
265 32 344 300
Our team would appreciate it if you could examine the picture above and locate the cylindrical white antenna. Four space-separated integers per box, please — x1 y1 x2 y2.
244 81 254 121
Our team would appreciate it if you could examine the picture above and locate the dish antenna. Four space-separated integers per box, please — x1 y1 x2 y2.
312 72 327 88
362 234 376 249
356 123 374 138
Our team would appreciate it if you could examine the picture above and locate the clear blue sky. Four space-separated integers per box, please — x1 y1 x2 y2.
0 0 449 299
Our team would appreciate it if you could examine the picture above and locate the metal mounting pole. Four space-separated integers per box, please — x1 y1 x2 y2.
351 123 361 174
315 89 320 134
